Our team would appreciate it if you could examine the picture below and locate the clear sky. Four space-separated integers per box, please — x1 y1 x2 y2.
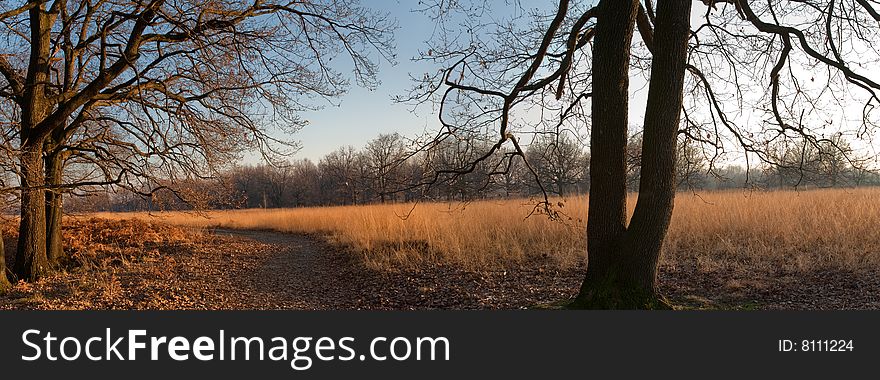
288 1 443 163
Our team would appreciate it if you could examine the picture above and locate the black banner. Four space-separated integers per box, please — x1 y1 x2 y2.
1 311 875 378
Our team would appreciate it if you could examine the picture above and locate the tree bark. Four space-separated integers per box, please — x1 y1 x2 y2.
0 229 10 292
620 0 692 304
14 1 53 282
45 149 64 264
573 0 639 309
572 0 691 309
15 143 50 281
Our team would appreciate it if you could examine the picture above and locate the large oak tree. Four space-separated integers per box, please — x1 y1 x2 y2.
0 0 394 281
410 0 879 308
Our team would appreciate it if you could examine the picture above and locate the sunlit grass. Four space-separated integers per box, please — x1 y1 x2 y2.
94 187 880 272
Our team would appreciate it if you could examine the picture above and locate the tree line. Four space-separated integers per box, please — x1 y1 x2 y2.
65 130 880 213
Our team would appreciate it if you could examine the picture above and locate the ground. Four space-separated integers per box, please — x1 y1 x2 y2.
2 219 878 310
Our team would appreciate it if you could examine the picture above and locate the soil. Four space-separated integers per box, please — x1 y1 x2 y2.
2 228 879 310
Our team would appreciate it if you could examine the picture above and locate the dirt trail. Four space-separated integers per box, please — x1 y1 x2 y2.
210 229 582 310
212 228 392 309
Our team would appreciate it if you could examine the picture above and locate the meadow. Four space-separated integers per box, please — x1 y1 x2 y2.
97 187 880 274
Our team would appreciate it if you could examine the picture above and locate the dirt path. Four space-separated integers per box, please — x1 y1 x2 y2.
213 229 340 308
211 228 395 309
208 229 582 310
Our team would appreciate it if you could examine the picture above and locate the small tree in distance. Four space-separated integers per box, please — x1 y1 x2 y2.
364 133 408 203
526 134 589 196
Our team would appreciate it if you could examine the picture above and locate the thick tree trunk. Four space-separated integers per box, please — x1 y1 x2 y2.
45 150 64 264
573 0 639 309
0 230 10 292
15 144 50 281
618 0 692 305
572 0 691 309
13 0 54 282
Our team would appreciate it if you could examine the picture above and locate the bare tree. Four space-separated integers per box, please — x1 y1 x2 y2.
498 149 531 197
0 0 394 281
266 165 294 208
526 134 589 196
423 135 498 200
287 159 320 206
767 133 858 188
0 170 13 292
676 138 708 189
319 146 366 205
227 165 268 208
408 0 879 308
363 133 407 203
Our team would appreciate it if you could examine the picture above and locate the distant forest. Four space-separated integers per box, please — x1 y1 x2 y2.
66 131 880 213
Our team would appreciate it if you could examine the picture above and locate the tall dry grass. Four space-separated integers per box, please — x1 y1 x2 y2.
96 188 880 272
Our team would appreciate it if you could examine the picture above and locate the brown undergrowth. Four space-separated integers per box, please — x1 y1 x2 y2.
0 218 211 309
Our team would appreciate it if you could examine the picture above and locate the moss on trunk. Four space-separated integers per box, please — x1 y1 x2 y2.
569 263 672 310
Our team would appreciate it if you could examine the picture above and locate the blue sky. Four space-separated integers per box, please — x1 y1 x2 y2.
281 0 652 164
289 1 442 162
270 1 878 168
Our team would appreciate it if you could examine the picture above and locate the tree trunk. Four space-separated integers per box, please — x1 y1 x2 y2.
617 0 691 306
15 144 50 281
573 0 639 309
0 229 10 292
13 0 54 282
572 0 691 309
45 150 64 264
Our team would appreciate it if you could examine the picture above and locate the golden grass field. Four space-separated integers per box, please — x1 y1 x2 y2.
95 187 880 272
